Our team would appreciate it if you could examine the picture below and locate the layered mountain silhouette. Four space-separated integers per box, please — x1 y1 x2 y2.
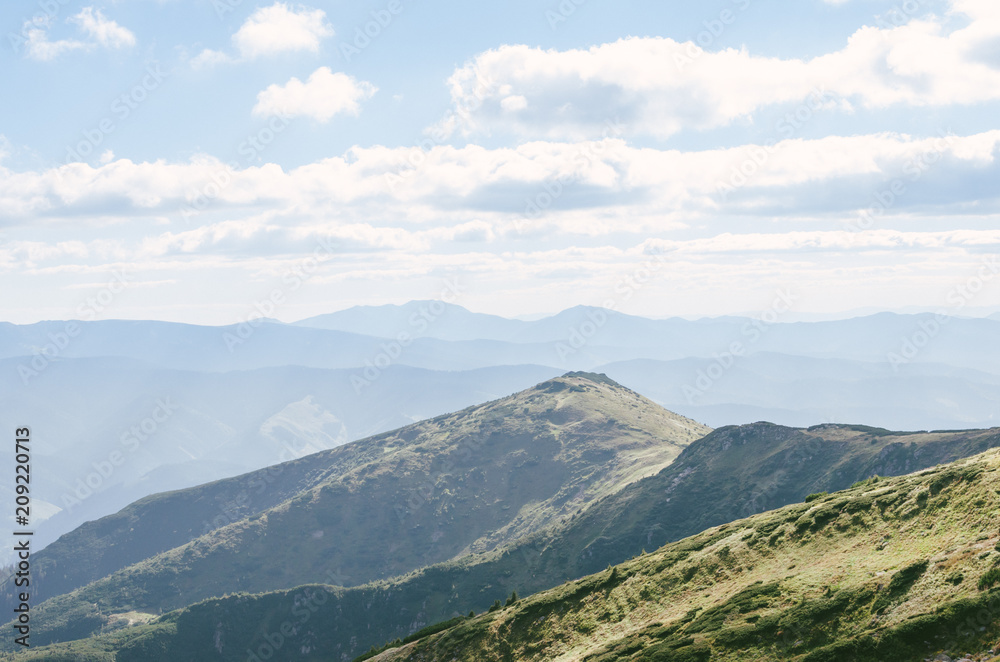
4 306 999 561
7 373 1000 660
0 372 708 649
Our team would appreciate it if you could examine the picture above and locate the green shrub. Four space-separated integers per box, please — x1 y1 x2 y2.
978 567 1000 590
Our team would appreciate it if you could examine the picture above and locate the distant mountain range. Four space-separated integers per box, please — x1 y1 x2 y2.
3 304 999 564
8 373 1000 660
7 307 1000 373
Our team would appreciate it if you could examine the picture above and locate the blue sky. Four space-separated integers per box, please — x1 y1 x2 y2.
1 0 999 324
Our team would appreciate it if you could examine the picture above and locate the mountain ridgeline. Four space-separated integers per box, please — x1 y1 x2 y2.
5 305 1000 564
375 448 1000 662
0 372 709 650
7 373 1000 660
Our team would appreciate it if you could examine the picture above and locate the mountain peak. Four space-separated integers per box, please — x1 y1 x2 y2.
528 371 627 394
7 375 712 649
561 370 624 387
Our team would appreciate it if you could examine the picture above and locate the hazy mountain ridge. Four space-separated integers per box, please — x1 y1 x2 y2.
0 359 562 555
12 383 1000 660
5 305 1000 552
598 352 1000 430
7 310 1000 374
370 448 1000 661
1 373 709 650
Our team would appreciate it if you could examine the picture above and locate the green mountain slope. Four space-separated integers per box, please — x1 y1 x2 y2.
16 422 1000 660
1 436 389 616
2 372 709 649
373 448 1000 661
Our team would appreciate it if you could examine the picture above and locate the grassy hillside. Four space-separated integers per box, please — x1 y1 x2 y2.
555 422 1000 579
372 448 1000 661
15 423 1000 660
1 372 709 649
0 440 374 618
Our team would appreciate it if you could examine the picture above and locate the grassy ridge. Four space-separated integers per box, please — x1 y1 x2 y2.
1 373 709 650
13 424 1000 660
373 452 1000 661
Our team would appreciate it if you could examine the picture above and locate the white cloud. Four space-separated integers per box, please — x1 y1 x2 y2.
71 7 136 49
252 68 377 121
23 8 135 61
1 130 998 237
444 2 1000 139
500 95 528 112
190 48 233 69
642 229 1000 255
233 2 334 59
24 29 87 61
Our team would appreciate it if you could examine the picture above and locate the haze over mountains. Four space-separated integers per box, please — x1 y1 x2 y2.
8 373 999 661
3 303 999 562
1 373 709 650
0 359 562 558
7 304 1000 375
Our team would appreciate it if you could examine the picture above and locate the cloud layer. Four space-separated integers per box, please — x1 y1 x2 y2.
445 2 1000 139
5 0 1000 322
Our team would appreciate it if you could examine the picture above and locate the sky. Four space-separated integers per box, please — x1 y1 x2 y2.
1 0 999 324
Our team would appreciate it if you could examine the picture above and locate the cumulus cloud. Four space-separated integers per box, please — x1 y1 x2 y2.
234 2 334 59
1 130 998 233
72 7 136 49
23 8 135 61
190 3 334 68
442 1 1000 139
252 67 377 121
